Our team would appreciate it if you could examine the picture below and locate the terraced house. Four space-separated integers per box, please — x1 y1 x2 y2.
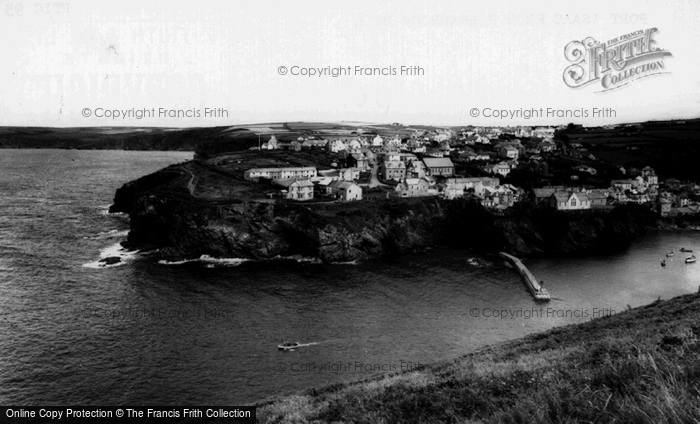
244 167 317 181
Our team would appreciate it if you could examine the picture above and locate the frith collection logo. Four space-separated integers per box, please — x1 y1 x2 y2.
563 28 672 92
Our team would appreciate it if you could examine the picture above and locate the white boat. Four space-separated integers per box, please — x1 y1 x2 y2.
667 251 674 257
277 342 300 351
686 256 696 264
533 287 550 301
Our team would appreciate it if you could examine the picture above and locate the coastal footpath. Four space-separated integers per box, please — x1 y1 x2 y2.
256 292 700 423
110 160 656 262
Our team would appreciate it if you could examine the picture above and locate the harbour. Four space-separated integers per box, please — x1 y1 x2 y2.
1 150 699 405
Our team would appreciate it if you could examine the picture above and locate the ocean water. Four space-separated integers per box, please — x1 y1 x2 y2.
1 149 699 405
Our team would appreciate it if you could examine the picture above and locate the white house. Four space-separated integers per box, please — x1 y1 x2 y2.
484 162 511 177
261 135 279 150
641 166 658 186
347 139 362 151
406 160 428 179
380 161 406 181
274 179 315 201
611 179 634 191
395 178 431 197
532 127 556 138
326 139 347 153
329 181 363 201
498 145 519 160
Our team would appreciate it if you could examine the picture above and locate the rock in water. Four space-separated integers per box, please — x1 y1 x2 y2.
99 256 122 265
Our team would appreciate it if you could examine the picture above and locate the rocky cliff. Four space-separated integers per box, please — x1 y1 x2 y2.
111 163 657 262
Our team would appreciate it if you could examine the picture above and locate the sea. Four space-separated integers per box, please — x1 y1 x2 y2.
1 149 699 405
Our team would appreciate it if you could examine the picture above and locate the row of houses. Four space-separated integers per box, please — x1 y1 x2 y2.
392 175 522 209
244 167 317 181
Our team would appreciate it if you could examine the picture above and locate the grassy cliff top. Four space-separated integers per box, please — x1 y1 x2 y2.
257 292 700 423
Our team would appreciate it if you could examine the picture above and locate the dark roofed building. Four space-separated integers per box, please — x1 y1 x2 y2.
422 157 455 177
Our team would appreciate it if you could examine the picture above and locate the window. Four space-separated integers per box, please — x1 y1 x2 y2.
571 198 577 207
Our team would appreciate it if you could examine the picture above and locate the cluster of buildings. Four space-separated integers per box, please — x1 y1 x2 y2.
529 166 700 215
244 164 364 202
245 129 561 208
245 131 700 218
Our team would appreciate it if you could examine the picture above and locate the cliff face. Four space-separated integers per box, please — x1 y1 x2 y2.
115 190 450 262
111 166 656 262
491 203 657 257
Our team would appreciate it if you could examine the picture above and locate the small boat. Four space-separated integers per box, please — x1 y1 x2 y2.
685 256 696 264
661 260 666 267
681 248 693 253
278 341 300 351
667 251 674 257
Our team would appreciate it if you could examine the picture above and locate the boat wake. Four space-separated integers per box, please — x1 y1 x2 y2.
277 341 326 351
295 342 322 348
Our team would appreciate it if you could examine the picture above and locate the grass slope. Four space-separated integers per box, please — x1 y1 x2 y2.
258 292 700 423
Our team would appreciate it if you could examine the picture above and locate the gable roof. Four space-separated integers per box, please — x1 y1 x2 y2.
552 192 571 202
291 180 314 187
552 191 590 203
533 188 556 198
329 180 359 189
274 179 314 188
422 157 454 168
588 191 608 201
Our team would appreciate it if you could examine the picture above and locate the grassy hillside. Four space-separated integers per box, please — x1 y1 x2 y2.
564 118 700 182
257 292 700 423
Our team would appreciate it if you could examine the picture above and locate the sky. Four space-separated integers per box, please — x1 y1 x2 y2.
0 0 698 127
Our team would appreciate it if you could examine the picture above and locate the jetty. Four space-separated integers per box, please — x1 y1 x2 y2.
499 252 551 301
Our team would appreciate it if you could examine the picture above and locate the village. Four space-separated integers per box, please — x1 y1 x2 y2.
237 123 700 217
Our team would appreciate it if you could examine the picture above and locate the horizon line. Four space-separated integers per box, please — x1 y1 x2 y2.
0 116 699 131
